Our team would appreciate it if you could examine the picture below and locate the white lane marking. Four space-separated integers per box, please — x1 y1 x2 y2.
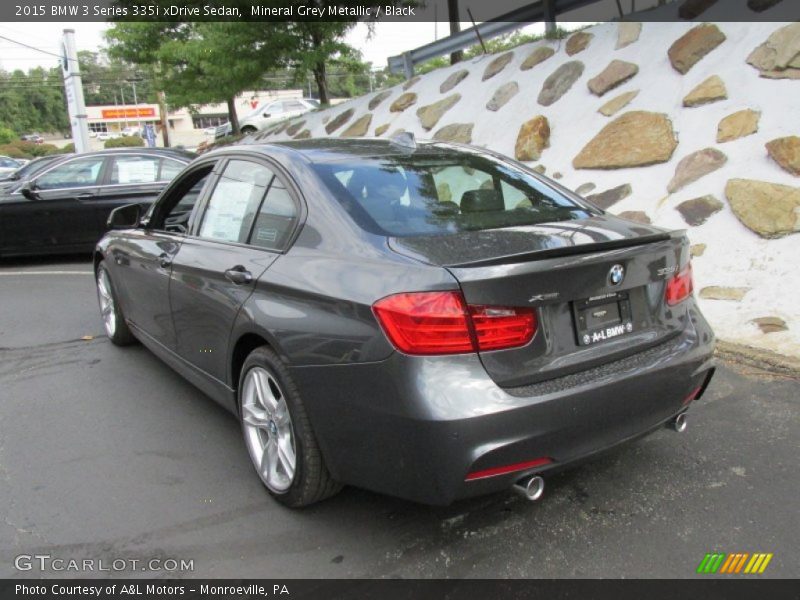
0 270 93 275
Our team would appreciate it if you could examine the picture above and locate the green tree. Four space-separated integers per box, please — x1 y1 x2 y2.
107 20 290 134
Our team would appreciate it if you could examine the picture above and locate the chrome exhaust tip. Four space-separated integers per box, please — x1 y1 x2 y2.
512 475 545 501
669 412 688 433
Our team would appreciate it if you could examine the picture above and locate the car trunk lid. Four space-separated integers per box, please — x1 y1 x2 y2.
389 215 691 387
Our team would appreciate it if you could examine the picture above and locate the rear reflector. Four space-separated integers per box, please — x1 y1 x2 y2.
666 262 694 306
682 385 702 406
465 457 552 481
372 291 537 355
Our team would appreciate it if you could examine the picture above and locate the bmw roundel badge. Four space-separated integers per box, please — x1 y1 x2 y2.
608 264 625 286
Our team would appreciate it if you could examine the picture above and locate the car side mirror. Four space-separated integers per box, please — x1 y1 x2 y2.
20 184 39 200
107 203 142 229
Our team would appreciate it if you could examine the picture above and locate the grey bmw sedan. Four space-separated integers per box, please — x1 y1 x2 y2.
95 137 715 507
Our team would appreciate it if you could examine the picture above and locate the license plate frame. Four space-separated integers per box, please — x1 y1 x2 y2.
572 291 634 346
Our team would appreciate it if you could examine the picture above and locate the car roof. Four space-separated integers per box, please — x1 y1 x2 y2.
66 148 196 161
226 137 462 164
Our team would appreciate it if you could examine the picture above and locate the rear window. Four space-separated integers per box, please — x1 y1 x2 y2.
310 151 596 237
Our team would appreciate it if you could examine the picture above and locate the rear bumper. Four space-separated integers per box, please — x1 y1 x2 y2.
289 301 716 505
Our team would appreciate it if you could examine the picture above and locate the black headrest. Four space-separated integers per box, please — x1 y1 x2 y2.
460 189 503 213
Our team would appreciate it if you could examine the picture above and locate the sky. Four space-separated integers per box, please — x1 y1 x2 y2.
0 21 548 73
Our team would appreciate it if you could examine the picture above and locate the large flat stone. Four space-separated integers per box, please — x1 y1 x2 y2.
668 24 726 74
699 286 751 301
746 22 800 79
683 75 727 107
667 147 727 193
340 114 372 138
487 82 519 111
538 61 585 107
598 90 639 116
324 108 354 134
676 195 724 225
573 111 677 169
416 94 461 130
389 92 417 112
717 109 760 143
585 183 632 209
617 210 651 224
440 69 469 93
566 31 593 56
587 60 639 96
520 46 555 70
616 22 642 50
482 52 514 81
765 136 800 176
432 123 473 144
725 178 800 238
368 90 392 110
514 116 550 161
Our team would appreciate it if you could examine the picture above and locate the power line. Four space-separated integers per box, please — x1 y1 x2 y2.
0 34 68 62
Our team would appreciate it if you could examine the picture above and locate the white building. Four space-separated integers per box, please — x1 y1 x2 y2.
86 89 304 135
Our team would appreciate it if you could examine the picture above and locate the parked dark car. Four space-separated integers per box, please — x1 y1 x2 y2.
0 148 194 257
94 138 715 507
0 154 67 188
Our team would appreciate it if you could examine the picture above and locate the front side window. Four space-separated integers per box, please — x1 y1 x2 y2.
35 157 105 190
198 160 275 244
311 151 596 237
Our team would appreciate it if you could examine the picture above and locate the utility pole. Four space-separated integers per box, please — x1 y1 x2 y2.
447 0 463 64
61 29 90 153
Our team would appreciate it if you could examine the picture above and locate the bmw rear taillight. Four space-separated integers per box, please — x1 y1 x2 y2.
372 291 537 356
665 262 694 306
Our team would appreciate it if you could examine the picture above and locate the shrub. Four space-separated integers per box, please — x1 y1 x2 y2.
0 144 28 158
53 143 75 154
104 136 145 149
0 127 17 145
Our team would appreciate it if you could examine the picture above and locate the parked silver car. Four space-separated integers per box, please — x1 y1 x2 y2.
215 98 319 138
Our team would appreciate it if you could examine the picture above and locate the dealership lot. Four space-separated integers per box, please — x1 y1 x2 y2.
0 257 798 578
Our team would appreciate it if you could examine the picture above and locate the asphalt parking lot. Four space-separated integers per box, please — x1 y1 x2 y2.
1 257 798 579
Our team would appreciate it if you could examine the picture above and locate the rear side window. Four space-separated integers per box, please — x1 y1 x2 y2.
108 155 161 184
198 160 274 243
249 180 297 251
311 152 595 237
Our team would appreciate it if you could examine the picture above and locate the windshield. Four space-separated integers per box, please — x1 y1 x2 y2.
311 151 597 237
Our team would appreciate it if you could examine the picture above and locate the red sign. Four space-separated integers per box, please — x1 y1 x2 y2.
101 107 156 119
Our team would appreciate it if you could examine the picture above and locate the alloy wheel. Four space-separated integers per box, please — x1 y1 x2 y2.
241 366 297 493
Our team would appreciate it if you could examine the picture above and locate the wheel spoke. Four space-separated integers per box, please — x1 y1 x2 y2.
276 435 296 480
242 403 269 428
261 438 279 482
253 371 277 412
273 401 290 426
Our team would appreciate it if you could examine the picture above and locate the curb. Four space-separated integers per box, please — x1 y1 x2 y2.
715 340 800 377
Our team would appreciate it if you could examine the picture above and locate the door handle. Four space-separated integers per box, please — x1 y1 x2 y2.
158 253 172 268
76 192 96 200
224 266 253 285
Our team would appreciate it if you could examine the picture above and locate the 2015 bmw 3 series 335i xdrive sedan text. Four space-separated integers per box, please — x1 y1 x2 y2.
95 136 715 507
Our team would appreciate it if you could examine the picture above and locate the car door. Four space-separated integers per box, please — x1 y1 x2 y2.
110 162 216 350
93 153 188 239
11 155 107 252
169 157 300 383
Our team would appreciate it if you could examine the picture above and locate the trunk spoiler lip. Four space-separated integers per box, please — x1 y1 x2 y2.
442 232 676 269
389 230 682 269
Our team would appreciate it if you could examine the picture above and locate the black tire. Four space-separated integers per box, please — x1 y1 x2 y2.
96 260 136 346
238 346 341 507
241 126 257 135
